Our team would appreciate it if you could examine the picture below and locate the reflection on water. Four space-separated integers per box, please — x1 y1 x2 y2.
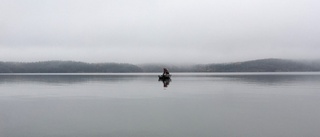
213 74 320 85
1 73 320 137
158 78 171 88
1 73 320 85
0 74 141 84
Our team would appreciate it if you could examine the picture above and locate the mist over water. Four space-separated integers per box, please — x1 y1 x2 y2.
1 0 320 63
1 73 320 137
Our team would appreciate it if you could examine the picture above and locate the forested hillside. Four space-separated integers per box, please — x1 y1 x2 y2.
202 59 320 72
139 59 320 72
0 61 143 73
1 59 320 73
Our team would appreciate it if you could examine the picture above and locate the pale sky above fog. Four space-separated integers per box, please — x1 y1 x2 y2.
1 0 319 64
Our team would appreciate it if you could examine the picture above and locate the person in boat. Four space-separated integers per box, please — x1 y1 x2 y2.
163 68 170 76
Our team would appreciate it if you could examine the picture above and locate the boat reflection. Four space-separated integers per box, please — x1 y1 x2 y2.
158 78 171 88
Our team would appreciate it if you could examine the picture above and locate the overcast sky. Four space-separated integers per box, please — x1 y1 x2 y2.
1 0 319 64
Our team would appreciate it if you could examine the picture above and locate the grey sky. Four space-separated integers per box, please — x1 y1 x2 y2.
1 0 319 64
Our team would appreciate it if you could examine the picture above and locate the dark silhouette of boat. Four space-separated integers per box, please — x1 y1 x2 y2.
158 74 171 80
158 75 171 87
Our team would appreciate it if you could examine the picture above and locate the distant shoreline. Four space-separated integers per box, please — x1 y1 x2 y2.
1 72 320 75
1 58 320 73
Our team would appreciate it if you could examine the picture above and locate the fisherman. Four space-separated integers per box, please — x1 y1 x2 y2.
163 68 170 76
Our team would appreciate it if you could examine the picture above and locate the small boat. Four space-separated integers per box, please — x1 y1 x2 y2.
159 68 171 80
158 74 171 80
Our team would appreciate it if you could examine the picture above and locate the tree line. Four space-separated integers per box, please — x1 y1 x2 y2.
0 61 143 73
0 59 320 73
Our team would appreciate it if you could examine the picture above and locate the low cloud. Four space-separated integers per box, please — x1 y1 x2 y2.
1 0 320 64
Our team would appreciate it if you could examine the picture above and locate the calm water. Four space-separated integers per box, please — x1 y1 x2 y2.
1 73 320 137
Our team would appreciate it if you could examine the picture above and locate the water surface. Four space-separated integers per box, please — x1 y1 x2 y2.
1 73 320 137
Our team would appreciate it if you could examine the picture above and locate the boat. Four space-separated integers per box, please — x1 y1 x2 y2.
158 74 171 80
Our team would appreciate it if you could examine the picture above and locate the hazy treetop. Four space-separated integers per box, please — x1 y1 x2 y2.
1 0 319 64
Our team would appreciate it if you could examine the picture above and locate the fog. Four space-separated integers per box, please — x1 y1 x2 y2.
1 0 320 64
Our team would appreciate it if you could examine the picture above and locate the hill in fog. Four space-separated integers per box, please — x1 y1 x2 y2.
0 59 320 73
139 59 320 72
200 58 320 72
0 61 143 73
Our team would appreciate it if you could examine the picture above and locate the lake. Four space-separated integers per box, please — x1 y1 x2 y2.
1 72 320 137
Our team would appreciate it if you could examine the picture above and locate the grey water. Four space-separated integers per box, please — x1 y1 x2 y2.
1 73 320 137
